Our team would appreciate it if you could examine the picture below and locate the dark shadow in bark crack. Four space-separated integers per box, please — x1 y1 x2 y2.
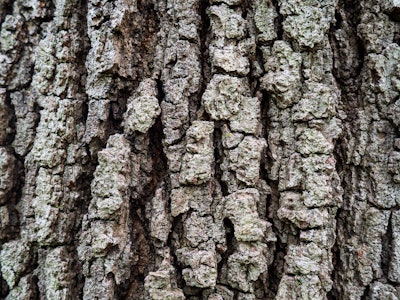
329 0 364 83
0 271 9 299
217 217 237 282
214 124 229 196
168 213 185 290
0 0 12 24
394 31 400 46
270 0 284 40
382 212 393 279
121 116 169 299
264 180 286 297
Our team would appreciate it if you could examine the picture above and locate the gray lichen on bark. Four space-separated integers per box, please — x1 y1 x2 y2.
0 0 400 299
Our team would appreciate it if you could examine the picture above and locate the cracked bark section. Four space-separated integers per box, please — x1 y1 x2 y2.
1 0 400 299
330 0 400 298
258 0 344 298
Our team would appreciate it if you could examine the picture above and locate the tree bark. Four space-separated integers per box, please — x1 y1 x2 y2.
0 0 400 299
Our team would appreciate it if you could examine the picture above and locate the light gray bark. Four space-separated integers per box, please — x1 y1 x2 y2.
0 0 400 299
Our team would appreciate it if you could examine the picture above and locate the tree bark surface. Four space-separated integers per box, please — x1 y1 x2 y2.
0 0 400 299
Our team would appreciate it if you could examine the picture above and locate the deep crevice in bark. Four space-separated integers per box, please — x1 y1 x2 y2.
149 117 170 191
264 177 284 297
197 0 211 122
327 207 344 300
32 274 40 300
169 213 185 290
329 0 364 83
70 247 85 300
109 86 129 132
0 270 9 299
214 123 229 196
360 284 370 299
124 116 169 298
0 0 13 24
73 159 95 233
382 212 393 279
259 90 269 142
70 3 92 299
1 97 22 243
328 0 366 296
3 91 15 145
217 218 237 280
266 237 285 297
271 0 284 40
246 5 260 99
133 0 160 80
120 216 150 299
328 133 347 298
156 78 165 105
386 7 400 22
75 2 90 126
261 89 285 297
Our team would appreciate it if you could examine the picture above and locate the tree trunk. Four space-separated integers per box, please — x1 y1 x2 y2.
0 0 400 299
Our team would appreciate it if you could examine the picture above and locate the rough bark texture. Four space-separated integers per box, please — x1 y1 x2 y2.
0 0 400 299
